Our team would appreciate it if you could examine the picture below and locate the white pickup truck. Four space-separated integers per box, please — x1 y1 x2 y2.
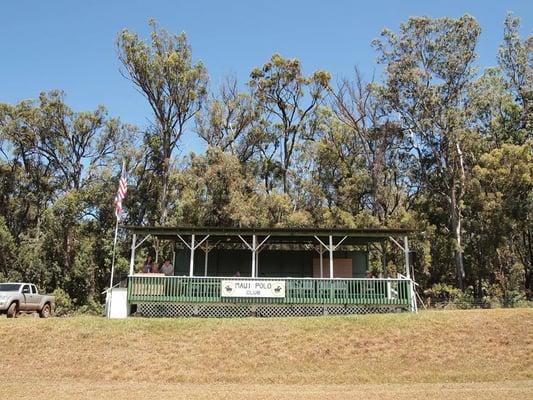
0 283 55 318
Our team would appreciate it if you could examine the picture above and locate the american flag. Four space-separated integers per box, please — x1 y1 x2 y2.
114 166 127 221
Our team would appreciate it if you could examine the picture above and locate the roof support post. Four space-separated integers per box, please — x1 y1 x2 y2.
129 233 136 276
404 235 417 313
404 236 410 279
239 235 269 278
383 243 387 277
389 235 416 312
189 234 195 277
329 235 334 278
252 235 256 278
314 235 346 279
255 250 259 277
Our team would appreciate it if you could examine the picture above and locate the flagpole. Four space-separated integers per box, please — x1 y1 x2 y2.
109 217 120 291
108 161 125 317
107 218 119 318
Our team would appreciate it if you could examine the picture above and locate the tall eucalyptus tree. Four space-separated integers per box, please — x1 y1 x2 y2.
117 20 208 224
374 15 482 289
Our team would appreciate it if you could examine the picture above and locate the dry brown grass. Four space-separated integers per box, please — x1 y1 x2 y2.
0 308 531 399
2 381 533 400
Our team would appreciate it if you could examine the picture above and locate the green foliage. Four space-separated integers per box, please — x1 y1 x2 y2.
0 15 531 313
424 283 462 304
249 53 330 193
374 15 483 290
117 19 208 224
74 296 104 316
0 216 16 277
52 288 74 316
52 288 103 316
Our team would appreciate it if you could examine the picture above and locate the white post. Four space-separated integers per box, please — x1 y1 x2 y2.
251 235 257 278
189 234 195 277
204 239 209 277
129 233 136 276
404 236 417 312
404 236 410 279
109 219 119 290
329 235 334 278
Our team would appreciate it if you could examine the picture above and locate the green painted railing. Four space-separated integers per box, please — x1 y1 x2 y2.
128 276 411 306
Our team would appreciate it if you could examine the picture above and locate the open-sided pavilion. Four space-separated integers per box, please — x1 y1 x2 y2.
124 226 417 317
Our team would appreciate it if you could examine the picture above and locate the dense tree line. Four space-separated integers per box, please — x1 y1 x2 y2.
0 14 531 309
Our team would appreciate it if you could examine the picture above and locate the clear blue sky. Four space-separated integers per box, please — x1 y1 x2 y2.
1 0 531 152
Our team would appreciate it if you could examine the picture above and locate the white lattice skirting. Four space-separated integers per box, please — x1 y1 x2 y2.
133 302 406 318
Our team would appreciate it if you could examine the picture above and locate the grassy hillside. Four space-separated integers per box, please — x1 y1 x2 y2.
0 309 531 399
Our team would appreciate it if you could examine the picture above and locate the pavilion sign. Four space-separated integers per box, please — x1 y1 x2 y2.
221 280 286 298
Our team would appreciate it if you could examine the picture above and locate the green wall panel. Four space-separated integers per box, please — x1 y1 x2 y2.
174 248 368 277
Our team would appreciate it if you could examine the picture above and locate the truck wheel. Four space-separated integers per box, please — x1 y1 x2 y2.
40 303 51 318
6 302 18 318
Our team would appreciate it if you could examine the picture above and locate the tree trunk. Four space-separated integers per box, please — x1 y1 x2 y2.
450 182 465 290
524 228 533 300
455 245 465 291
282 136 289 194
159 131 172 226
452 143 466 291
159 160 169 226
65 225 74 271
282 171 288 194
370 159 385 223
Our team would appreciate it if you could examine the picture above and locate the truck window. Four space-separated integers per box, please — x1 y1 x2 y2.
31 285 38 294
0 284 21 291
21 285 31 294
